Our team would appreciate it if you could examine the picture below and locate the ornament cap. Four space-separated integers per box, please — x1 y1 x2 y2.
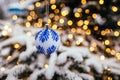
45 24 49 29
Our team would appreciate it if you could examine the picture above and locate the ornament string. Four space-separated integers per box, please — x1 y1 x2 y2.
46 0 49 25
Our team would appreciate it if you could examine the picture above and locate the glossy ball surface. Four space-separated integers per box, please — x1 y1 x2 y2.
35 26 60 55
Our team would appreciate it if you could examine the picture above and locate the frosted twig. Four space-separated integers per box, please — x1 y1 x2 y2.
79 73 94 80
63 69 82 80
85 54 103 73
28 69 45 80
57 51 83 65
6 74 18 80
45 53 57 79
36 54 46 68
18 46 37 62
57 46 90 65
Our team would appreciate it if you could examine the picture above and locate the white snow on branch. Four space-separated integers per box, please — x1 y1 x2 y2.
0 36 27 48
45 53 57 79
57 46 90 65
55 66 83 80
63 69 82 80
18 46 37 62
2 64 31 80
28 69 45 80
79 73 94 80
85 54 103 73
6 74 18 80
8 64 30 77
57 51 83 65
78 64 91 72
102 58 120 75
0 47 11 56
36 54 46 68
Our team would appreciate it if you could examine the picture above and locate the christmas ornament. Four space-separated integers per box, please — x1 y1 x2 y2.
8 3 26 15
35 0 60 54
35 24 60 55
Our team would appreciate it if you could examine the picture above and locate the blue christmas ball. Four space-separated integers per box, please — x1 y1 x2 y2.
35 24 60 55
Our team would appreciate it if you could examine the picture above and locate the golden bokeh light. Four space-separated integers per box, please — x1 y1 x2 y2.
68 34 73 39
114 31 119 37
25 22 31 27
14 43 21 49
27 16 32 21
101 30 106 36
76 28 82 34
49 13 55 18
2 30 8 36
94 26 99 31
37 23 42 28
26 31 32 36
20 0 25 4
48 19 51 24
35 2 41 7
4 25 9 30
59 18 64 24
117 21 120 26
74 12 80 18
0 67 6 71
99 0 104 5
116 53 120 60
105 48 111 53
6 56 12 61
61 10 69 16
51 4 56 10
76 40 81 45
50 0 56 4
105 29 111 33
108 77 112 80
91 42 97 47
100 55 105 60
92 13 97 19
112 6 118 12
81 0 86 4
107 67 111 72
52 24 58 29
32 15 37 20
60 3 65 8
77 8 82 13
33 23 37 27
54 15 60 21
85 9 90 14
90 46 95 52
65 40 70 46
84 20 89 25
111 50 116 55
77 20 83 26
78 37 84 43
30 11 35 16
38 18 42 23
67 20 73 26
16 62 20 65
86 29 91 35
44 63 49 68
83 25 88 30
71 28 76 33
12 15 18 20
104 40 110 45
54 9 59 14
